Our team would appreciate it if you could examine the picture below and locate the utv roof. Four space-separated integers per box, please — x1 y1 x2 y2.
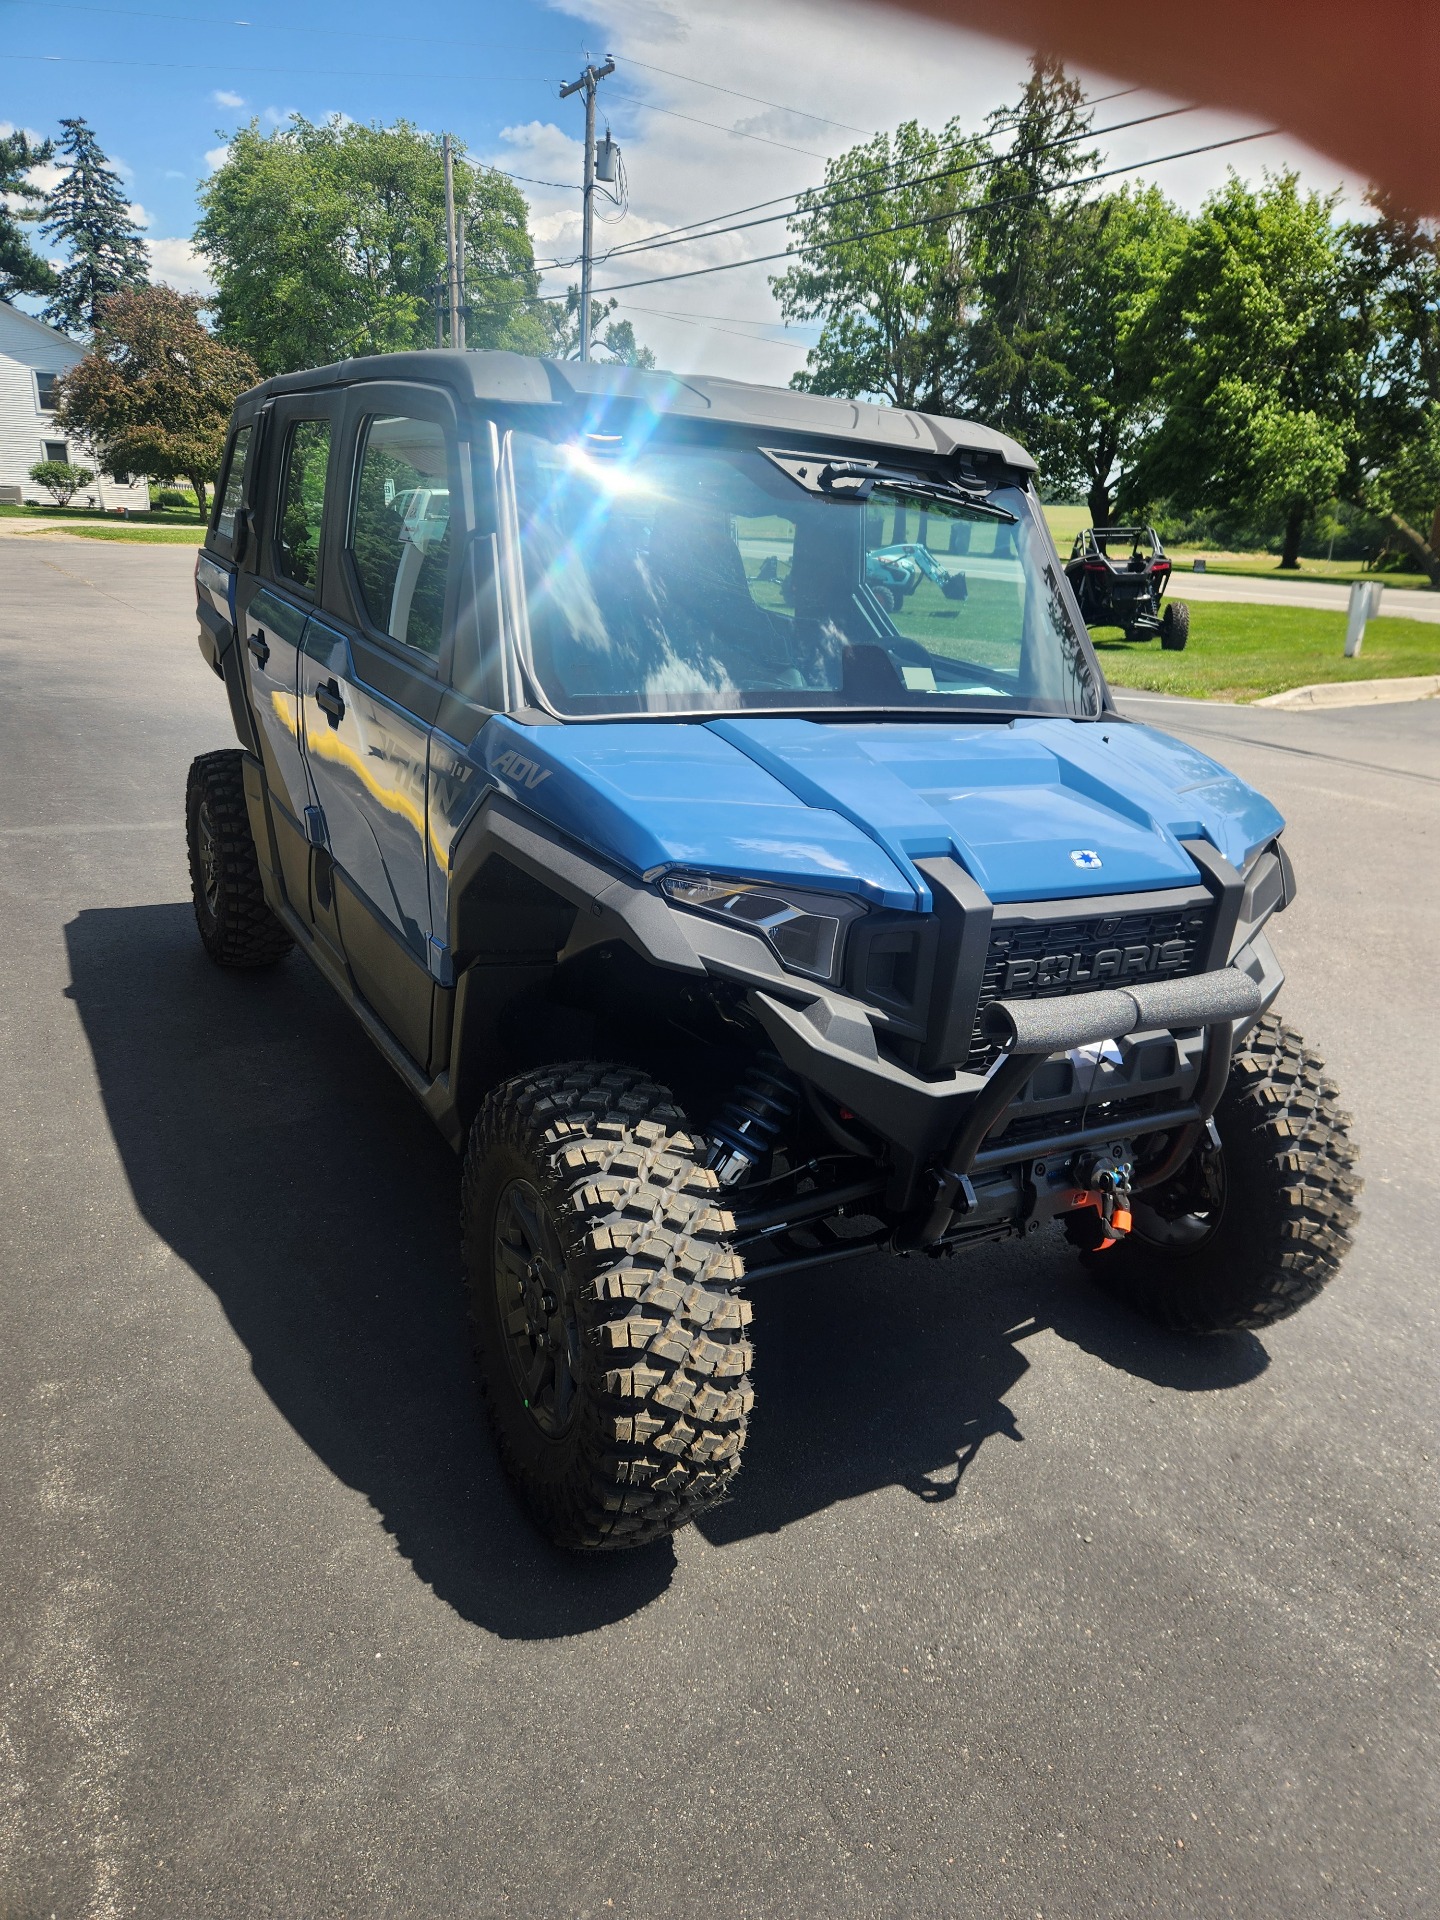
241 348 1037 474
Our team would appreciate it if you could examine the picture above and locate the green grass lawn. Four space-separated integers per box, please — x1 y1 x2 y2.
0 501 205 529
44 523 206 544
1092 600 1440 700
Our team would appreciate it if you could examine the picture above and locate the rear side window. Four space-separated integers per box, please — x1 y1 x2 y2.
213 425 251 542
275 419 331 589
349 414 452 657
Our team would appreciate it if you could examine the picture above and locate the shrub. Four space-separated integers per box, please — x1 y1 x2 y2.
29 459 95 506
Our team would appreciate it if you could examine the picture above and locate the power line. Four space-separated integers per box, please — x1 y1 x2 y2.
598 86 831 160
612 301 813 350
577 127 1282 299
539 103 1196 275
622 59 876 137
534 96 1193 272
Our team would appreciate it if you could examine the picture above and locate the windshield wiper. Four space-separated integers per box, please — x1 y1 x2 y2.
762 448 1019 524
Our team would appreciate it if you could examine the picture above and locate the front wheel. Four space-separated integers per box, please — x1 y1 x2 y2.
462 1064 753 1550
1161 601 1190 650
1078 1015 1360 1333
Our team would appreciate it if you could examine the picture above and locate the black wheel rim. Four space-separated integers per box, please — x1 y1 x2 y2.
1133 1133 1229 1253
196 797 221 916
492 1178 581 1438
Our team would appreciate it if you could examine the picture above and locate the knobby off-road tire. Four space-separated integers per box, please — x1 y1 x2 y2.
185 750 293 968
462 1064 753 1551
1083 1014 1360 1333
1161 600 1190 651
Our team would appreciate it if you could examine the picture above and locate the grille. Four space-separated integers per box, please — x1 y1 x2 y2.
965 900 1214 1070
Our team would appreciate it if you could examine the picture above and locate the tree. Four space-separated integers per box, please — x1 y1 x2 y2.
545 286 655 366
0 128 58 302
1345 194 1440 584
772 118 986 411
29 459 94 506
195 116 552 375
1121 173 1356 568
53 285 257 513
1048 186 1189 524
39 118 150 336
963 58 1100 478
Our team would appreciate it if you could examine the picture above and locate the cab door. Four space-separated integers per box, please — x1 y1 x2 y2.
298 387 458 1069
236 397 342 921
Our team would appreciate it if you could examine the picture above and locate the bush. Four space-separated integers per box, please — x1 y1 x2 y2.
152 486 196 511
29 459 95 507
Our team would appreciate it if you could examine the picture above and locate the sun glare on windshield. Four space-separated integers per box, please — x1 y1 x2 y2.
504 432 1101 722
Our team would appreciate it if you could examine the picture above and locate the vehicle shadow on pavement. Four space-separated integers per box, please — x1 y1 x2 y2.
695 1244 1269 1546
64 903 677 1639
66 903 1271 1609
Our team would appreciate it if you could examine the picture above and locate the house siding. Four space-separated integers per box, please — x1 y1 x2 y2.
0 302 151 509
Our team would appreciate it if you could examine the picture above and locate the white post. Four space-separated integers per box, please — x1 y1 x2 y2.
1344 580 1383 658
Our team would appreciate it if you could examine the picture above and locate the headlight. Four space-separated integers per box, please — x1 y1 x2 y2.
659 872 867 983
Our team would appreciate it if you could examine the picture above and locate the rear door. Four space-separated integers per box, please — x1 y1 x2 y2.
236 396 342 921
297 384 457 1067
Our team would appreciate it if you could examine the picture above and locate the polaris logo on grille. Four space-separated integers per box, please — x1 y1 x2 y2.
1004 939 1190 991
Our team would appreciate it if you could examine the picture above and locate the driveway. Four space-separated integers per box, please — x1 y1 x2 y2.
2 541 1436 1919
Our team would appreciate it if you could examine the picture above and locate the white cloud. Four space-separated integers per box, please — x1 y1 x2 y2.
147 237 214 296
511 0 1364 383
127 201 151 230
204 144 231 173
212 90 247 109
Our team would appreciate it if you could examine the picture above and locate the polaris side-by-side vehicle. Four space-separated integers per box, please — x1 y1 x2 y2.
1066 523 1190 649
187 352 1358 1550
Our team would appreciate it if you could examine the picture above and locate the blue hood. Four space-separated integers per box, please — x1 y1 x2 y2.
481 715 1284 910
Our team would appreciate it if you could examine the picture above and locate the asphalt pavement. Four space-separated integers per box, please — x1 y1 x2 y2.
2 540 1437 1920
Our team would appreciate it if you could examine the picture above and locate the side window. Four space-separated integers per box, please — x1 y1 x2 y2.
349 414 452 658
35 372 59 413
275 418 331 590
214 425 251 542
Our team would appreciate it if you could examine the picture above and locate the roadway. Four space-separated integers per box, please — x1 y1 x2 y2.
2 540 1436 1919
1163 567 1440 622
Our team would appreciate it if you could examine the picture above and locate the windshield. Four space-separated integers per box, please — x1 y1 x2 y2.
502 430 1101 720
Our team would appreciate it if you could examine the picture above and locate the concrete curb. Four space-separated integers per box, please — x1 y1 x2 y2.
1255 674 1440 710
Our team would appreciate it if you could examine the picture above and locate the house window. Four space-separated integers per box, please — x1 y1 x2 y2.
35 372 59 412
111 472 131 486
43 440 69 464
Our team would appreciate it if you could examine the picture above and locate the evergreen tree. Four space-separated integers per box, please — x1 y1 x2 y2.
962 58 1101 477
0 128 58 302
40 117 150 335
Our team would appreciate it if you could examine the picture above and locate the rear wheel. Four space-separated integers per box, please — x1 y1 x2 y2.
1161 601 1190 650
462 1063 753 1550
185 750 292 968
1078 1015 1359 1333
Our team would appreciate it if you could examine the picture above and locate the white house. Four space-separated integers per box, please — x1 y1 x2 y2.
0 301 150 510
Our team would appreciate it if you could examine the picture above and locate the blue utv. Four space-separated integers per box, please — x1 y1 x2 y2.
186 352 1359 1550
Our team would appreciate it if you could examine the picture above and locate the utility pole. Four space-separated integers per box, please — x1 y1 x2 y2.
442 132 464 350
559 56 614 363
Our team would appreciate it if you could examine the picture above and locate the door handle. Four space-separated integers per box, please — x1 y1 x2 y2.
247 628 270 669
315 678 345 727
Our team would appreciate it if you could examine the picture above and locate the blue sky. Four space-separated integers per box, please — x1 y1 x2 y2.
1 0 1368 381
